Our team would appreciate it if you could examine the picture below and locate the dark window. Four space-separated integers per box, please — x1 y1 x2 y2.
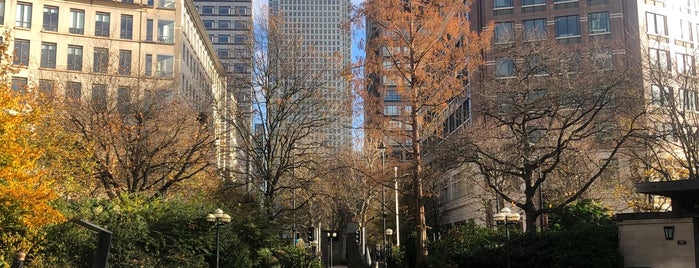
0 1 5 25
219 20 230 29
65 82 81 103
13 39 30 66
494 0 513 8
218 35 229 43
202 6 214 14
219 6 229 14
69 9 84 34
39 79 55 99
146 19 153 41
120 14 133 39
677 53 695 74
522 0 545 5
117 86 131 114
523 18 546 40
43 6 58 31
649 48 671 71
95 12 110 37
147 0 154 6
93 47 109 73
40 42 57 68
591 48 612 70
158 20 174 43
145 54 152 76
494 22 513 43
555 15 580 37
119 50 132 75
16 2 31 28
203 20 214 30
496 57 515 77
92 84 107 111
67 45 83 71
11 77 27 93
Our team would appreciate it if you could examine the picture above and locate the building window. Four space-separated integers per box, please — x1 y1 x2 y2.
147 0 154 6
683 89 698 111
681 20 693 41
0 1 5 25
95 12 110 37
93 47 109 73
92 84 107 112
494 22 514 43
158 20 174 43
159 0 175 8
651 85 672 107
43 6 58 31
523 18 546 40
13 39 30 66
219 6 230 14
67 45 83 71
384 105 399 116
203 20 214 30
119 50 132 75
234 35 246 44
646 12 667 36
65 82 81 103
69 9 85 34
218 35 229 43
11 77 27 93
496 57 515 77
117 86 131 114
121 15 133 39
202 6 214 14
39 79 54 99
522 0 545 5
591 48 612 70
145 54 153 76
15 2 31 28
156 55 174 77
384 89 401 101
677 53 695 74
555 15 580 38
217 49 229 58
524 55 547 75
494 0 513 8
219 20 230 29
146 19 154 41
40 42 57 69
237 7 248 15
235 21 248 30
588 12 610 34
649 48 671 71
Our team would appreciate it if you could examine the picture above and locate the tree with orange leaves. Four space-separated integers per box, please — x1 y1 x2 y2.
362 0 491 266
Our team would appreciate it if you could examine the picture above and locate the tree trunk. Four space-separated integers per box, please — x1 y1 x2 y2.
413 110 428 267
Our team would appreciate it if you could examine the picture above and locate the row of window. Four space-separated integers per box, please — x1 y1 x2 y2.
202 20 249 30
494 49 612 77
494 0 591 9
494 12 609 42
6 3 175 44
648 48 696 74
210 34 248 44
13 39 174 77
11 78 135 113
651 85 699 112
200 6 249 15
646 12 699 43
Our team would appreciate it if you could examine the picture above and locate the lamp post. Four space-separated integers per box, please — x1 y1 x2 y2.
493 207 520 268
206 208 231 268
385 228 393 268
326 231 337 268
393 166 400 247
378 142 387 267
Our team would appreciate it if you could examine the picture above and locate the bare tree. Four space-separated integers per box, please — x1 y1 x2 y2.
443 36 644 233
362 0 490 264
54 47 218 199
223 12 349 220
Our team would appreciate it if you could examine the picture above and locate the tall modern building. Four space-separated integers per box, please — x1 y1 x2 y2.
268 0 353 151
2 0 233 172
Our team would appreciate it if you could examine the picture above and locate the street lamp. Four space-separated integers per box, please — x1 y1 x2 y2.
493 207 520 268
385 228 394 268
326 231 337 268
206 208 231 268
378 142 387 268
